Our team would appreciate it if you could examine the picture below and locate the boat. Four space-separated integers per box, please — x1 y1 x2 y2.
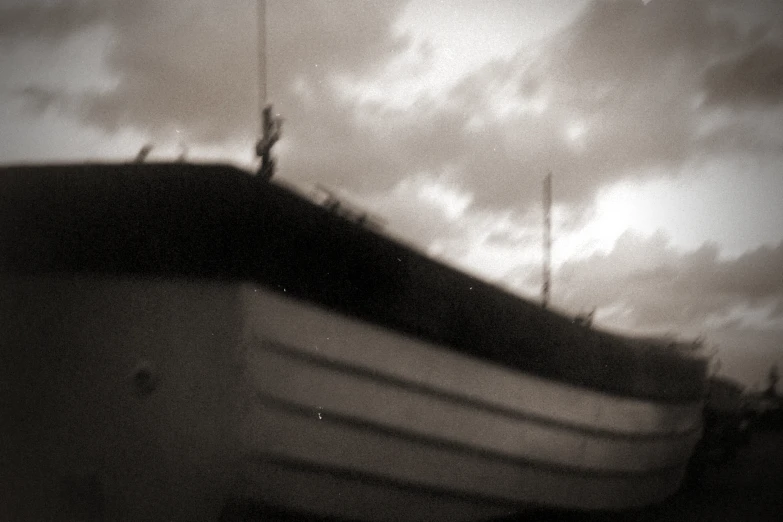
1 159 707 521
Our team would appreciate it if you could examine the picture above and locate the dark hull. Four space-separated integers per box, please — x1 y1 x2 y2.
0 163 707 520
0 162 706 402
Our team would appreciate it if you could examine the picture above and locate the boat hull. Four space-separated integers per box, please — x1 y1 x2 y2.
2 274 703 521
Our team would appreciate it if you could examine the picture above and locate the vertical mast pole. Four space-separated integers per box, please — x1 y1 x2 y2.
257 0 267 125
542 171 552 309
255 0 282 179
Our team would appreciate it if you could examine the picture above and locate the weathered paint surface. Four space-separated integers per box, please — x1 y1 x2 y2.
1 275 246 521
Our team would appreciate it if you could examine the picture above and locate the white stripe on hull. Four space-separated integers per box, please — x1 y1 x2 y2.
242 287 703 437
244 342 699 474
237 284 702 515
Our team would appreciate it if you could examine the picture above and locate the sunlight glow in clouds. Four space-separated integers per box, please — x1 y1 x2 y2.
489 90 551 121
395 1 572 88
588 182 658 249
413 177 473 221
566 119 587 139
334 0 583 110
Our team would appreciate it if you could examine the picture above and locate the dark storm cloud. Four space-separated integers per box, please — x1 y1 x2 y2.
266 0 411 85
703 42 783 107
0 0 104 42
539 0 739 87
2 0 408 143
551 232 783 331
91 0 407 142
15 85 61 115
402 0 766 208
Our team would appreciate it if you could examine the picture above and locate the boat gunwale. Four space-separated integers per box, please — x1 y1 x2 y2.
0 162 708 404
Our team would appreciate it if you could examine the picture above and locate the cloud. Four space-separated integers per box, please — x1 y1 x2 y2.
549 231 783 332
2 0 409 144
15 85 61 115
0 0 105 43
267 0 410 85
314 0 783 211
3 0 782 213
432 0 778 207
702 42 783 107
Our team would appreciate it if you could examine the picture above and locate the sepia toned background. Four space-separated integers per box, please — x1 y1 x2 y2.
1 0 781 388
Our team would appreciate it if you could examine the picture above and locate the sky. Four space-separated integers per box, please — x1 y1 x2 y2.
1 0 782 389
